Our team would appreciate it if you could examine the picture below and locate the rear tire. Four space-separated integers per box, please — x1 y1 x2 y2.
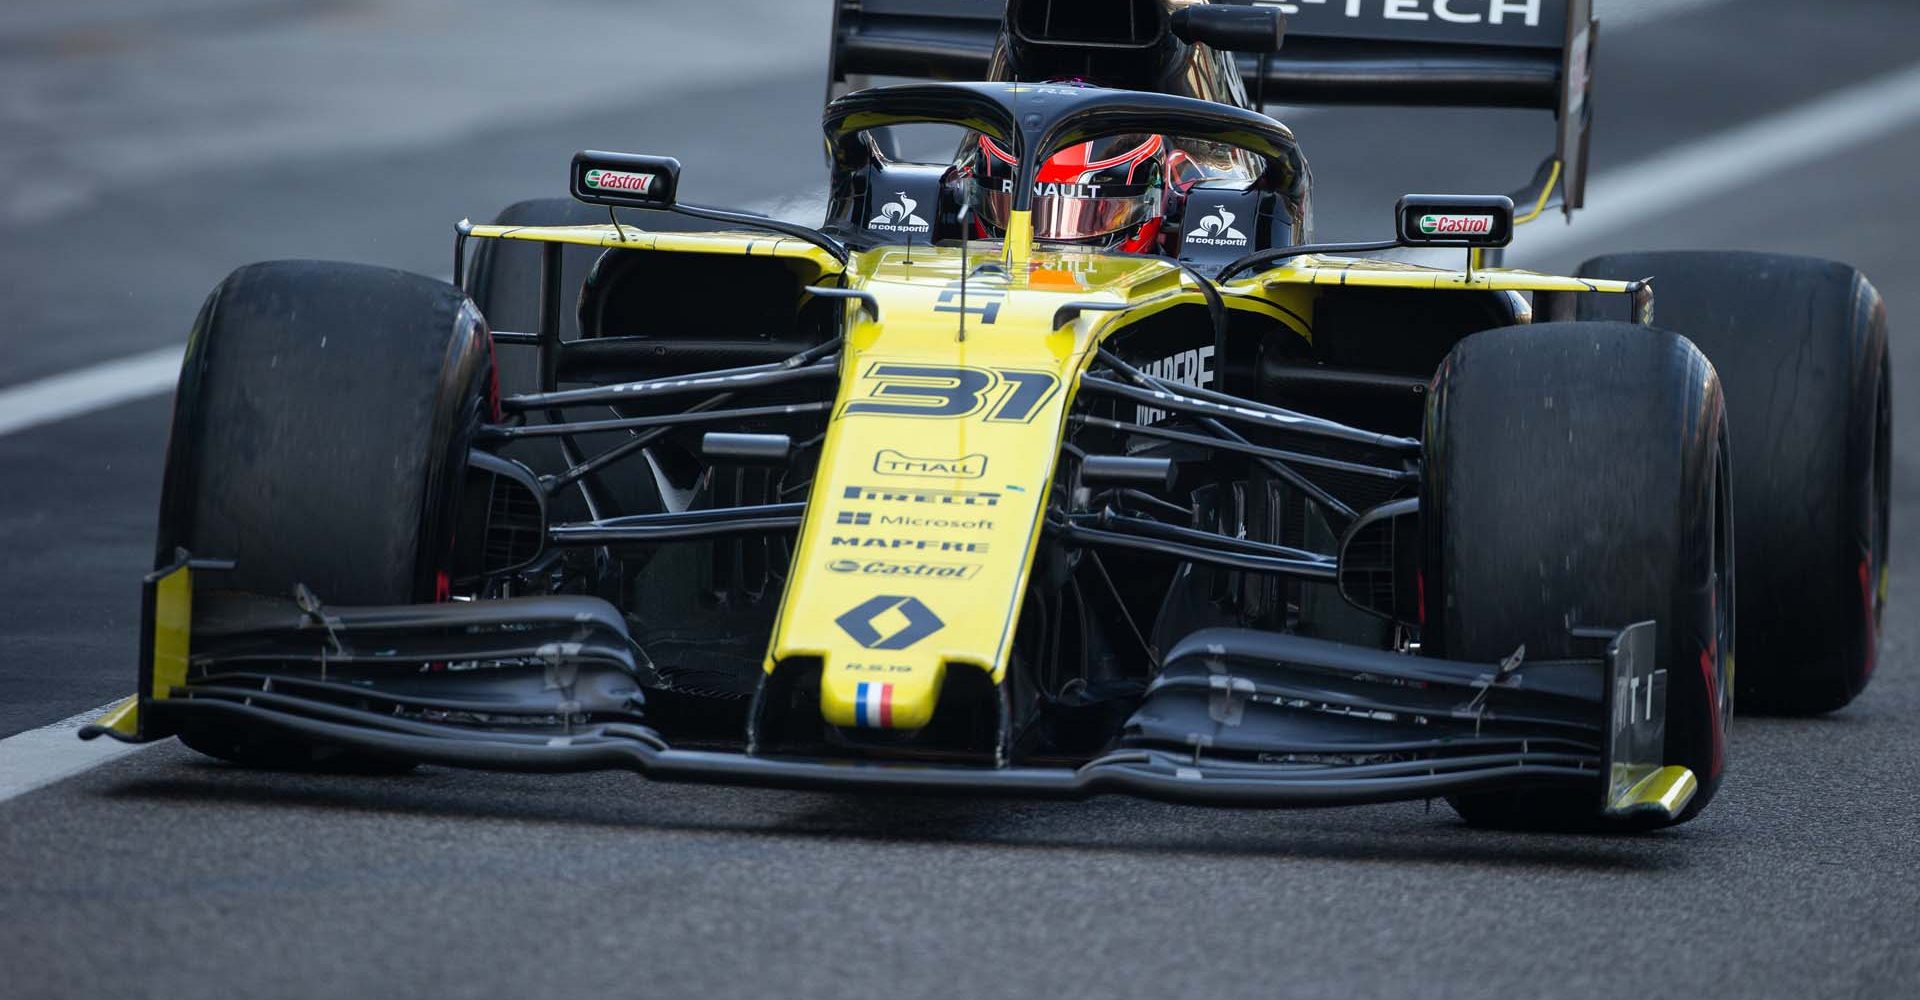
157 260 494 769
1580 252 1889 714
1425 322 1733 830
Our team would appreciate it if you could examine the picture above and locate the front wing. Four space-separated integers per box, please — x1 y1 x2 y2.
84 557 1696 821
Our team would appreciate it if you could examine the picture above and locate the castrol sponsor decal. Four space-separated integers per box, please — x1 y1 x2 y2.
826 558 982 581
1417 214 1495 236
583 169 655 194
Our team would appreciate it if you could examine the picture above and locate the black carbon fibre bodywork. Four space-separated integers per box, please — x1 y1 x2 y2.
93 580 1663 811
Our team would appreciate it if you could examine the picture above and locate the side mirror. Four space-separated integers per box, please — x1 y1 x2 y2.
1395 194 1514 249
571 151 680 210
1170 5 1285 53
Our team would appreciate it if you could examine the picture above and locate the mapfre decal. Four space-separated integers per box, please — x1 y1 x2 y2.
1135 345 1216 424
838 362 1061 423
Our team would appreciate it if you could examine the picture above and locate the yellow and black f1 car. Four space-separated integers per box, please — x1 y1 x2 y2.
86 0 1891 830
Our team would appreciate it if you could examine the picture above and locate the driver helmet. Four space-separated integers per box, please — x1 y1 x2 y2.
959 93 1167 252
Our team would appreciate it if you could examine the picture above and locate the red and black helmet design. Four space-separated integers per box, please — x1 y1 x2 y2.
962 129 1167 251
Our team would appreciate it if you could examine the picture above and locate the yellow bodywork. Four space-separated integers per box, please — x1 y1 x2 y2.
1609 764 1700 820
465 222 842 273
89 561 193 740
150 564 194 703
458 221 1640 731
91 695 140 739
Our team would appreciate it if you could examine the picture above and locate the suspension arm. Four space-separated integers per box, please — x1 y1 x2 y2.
1050 520 1339 582
480 401 832 441
502 345 839 412
547 503 805 546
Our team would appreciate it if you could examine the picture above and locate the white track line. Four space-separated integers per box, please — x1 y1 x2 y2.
0 703 152 805
1515 60 1920 262
7 57 1920 803
0 345 182 438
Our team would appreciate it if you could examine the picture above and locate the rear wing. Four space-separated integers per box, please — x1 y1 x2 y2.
829 0 1596 216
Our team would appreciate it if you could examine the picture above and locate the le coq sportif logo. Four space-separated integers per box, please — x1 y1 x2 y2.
1186 204 1247 246
869 192 929 232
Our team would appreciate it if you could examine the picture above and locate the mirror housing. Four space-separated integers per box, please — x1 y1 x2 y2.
571 151 680 210
1395 194 1514 248
1171 5 1285 53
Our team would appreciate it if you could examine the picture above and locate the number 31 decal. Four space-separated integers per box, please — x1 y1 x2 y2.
839 362 1062 424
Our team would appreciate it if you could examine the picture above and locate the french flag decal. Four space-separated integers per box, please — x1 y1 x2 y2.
854 681 895 728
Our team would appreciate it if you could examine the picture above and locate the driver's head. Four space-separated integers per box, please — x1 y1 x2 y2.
963 131 1167 252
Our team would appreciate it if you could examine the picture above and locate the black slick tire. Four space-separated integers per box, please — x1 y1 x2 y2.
156 260 494 770
1579 251 1890 715
1425 322 1733 830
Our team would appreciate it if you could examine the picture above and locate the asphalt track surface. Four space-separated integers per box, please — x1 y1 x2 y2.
3 2 1919 997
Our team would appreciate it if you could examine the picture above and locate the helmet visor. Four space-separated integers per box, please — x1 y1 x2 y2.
972 181 1161 241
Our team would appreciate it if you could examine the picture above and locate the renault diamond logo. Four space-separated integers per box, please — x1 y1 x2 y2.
835 595 945 650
